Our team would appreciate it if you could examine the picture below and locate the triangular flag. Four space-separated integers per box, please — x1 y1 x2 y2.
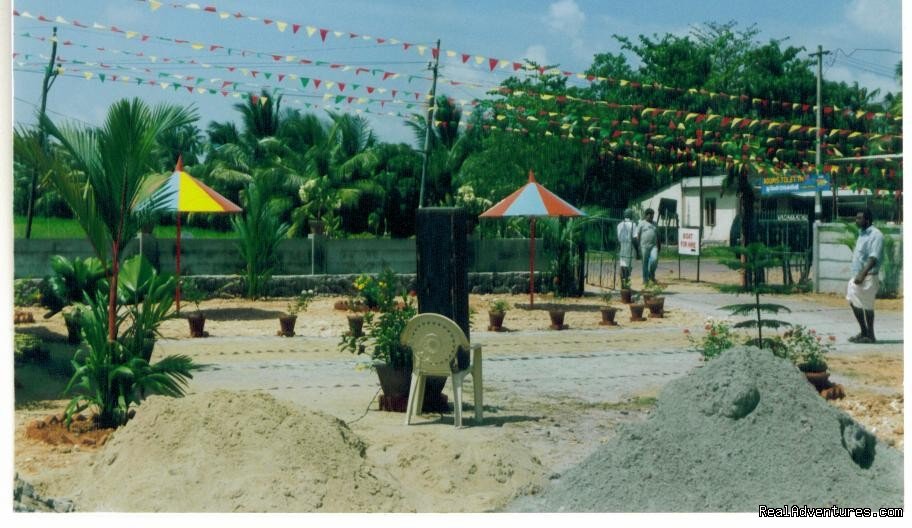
149 0 162 11
319 28 329 42
292 23 301 34
306 26 317 37
300 78 310 88
277 21 287 32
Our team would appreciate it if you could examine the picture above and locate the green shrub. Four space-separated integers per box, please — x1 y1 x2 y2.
14 333 48 363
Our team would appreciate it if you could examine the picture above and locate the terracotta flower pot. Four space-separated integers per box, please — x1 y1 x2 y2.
646 296 665 318
802 369 831 392
488 311 506 331
346 314 364 337
374 362 447 413
629 303 645 322
599 306 619 326
548 309 567 330
620 288 633 304
278 314 297 337
187 312 207 338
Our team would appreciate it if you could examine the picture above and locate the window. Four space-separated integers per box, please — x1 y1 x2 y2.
704 198 717 226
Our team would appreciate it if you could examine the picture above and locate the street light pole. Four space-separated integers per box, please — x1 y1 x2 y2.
418 39 441 208
810 44 830 221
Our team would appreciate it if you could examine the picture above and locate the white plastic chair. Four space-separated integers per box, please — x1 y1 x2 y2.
400 313 483 427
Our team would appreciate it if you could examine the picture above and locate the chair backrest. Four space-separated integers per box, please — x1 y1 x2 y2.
400 313 469 377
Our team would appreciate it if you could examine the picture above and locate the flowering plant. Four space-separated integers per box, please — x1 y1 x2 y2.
353 271 396 310
782 325 834 372
287 289 316 316
686 317 738 360
340 268 416 369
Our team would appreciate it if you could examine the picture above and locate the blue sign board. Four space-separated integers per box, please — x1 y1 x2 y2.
761 173 831 195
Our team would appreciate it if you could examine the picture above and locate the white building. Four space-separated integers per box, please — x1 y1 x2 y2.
637 175 737 246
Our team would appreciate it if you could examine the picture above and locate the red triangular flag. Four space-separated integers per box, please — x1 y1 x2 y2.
319 28 329 42
338 82 346 91
488 58 498 71
313 79 322 88
292 24 301 34
461 54 470 63
431 48 439 59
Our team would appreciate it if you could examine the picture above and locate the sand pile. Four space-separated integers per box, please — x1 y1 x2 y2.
509 347 904 512
68 390 404 512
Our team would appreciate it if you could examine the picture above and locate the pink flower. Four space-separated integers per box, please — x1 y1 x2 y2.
683 329 690 334
810 329 816 335
829 335 836 341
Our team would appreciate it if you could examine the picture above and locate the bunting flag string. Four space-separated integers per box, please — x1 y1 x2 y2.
129 0 900 123
485 87 902 139
12 11 455 91
13 65 429 124
13 59 448 114
15 32 438 102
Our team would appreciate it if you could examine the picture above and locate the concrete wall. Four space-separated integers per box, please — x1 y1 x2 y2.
814 222 902 296
14 236 551 278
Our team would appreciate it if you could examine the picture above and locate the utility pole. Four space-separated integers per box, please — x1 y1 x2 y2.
418 39 440 208
25 26 60 239
810 45 830 222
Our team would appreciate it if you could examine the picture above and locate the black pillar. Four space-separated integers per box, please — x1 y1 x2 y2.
416 207 469 367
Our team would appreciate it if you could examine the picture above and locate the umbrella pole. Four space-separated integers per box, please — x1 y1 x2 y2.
530 217 536 307
176 212 181 313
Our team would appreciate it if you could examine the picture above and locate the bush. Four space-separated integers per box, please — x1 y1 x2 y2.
686 318 739 360
14 333 48 363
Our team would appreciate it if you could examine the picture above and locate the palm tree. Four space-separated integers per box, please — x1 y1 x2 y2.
407 95 477 205
42 98 198 339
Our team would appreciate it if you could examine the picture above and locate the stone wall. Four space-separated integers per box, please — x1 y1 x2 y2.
14 236 550 279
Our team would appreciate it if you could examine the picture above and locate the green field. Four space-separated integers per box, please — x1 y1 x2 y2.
14 216 237 239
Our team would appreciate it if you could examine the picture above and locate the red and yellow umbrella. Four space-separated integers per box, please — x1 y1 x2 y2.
480 170 585 306
148 156 242 310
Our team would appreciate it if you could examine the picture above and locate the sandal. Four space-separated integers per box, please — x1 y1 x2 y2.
848 334 864 343
855 336 875 344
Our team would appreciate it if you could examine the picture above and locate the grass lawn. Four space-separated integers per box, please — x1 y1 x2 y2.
14 216 237 239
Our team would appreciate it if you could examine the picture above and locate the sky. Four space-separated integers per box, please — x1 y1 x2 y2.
9 0 906 147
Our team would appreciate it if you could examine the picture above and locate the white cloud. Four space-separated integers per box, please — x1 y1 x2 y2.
523 45 550 66
845 0 902 36
545 0 585 37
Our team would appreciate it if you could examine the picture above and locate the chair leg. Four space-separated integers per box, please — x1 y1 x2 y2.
405 372 420 425
471 345 483 424
452 375 463 428
473 368 483 424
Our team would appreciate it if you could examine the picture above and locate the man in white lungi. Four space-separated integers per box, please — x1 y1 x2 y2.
616 209 636 286
846 209 884 343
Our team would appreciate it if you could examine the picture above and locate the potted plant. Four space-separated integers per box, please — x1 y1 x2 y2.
628 293 646 322
339 268 445 412
488 298 509 331
181 281 207 338
644 282 666 318
548 293 567 330
599 292 619 326
345 294 365 337
619 276 633 304
62 305 85 344
280 289 315 337
784 325 835 393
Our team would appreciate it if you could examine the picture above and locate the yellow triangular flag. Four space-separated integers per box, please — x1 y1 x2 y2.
149 1 162 11
474 56 485 65
191 43 204 50
219 12 230 19
277 21 288 32
83 72 93 80
306 26 317 37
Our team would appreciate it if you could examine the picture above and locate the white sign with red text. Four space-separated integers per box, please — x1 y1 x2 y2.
678 228 700 255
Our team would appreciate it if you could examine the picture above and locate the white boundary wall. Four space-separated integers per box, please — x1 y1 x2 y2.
813 222 902 296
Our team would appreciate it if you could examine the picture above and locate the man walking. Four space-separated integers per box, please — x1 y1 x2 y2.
616 209 636 287
846 209 884 343
635 208 659 285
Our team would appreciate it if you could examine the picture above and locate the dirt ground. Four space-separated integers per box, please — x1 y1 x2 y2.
11 271 904 511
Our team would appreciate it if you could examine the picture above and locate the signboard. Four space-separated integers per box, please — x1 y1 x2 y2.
678 227 700 256
761 173 831 195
